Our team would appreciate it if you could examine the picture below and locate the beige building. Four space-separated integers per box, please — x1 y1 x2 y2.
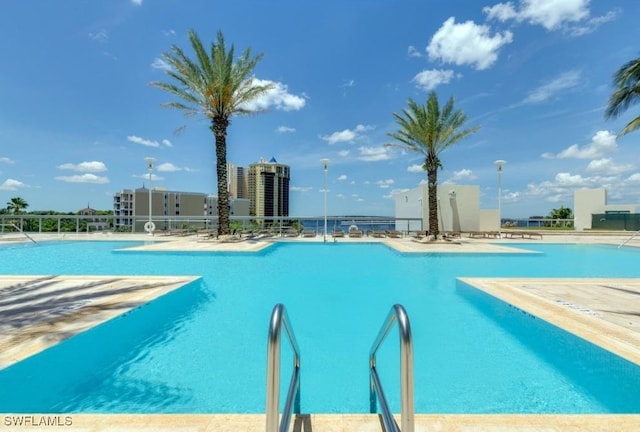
248 157 290 217
227 163 248 199
113 187 249 232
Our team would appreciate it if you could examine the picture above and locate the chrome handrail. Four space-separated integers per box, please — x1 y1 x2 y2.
266 304 301 432
369 304 414 432
618 229 640 248
4 223 38 244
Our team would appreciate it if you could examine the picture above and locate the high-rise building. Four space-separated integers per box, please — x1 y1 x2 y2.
248 157 290 217
227 163 248 199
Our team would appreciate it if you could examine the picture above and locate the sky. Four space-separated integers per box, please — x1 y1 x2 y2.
1 0 639 218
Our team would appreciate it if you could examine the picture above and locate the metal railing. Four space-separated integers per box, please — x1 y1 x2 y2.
266 304 301 432
618 229 640 248
0 223 37 244
369 304 414 432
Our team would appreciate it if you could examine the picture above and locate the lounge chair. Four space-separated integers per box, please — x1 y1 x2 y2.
443 231 461 239
331 229 345 238
386 230 403 238
283 228 300 237
348 229 364 238
302 229 317 238
372 230 387 238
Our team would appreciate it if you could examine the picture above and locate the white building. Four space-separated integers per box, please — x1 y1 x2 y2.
574 188 640 231
394 184 498 233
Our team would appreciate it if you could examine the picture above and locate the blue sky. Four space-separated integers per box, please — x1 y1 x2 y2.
1 0 639 218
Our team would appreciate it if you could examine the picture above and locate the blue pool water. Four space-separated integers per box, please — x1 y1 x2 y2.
1 241 640 413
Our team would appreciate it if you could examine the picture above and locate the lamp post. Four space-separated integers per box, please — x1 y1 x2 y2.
320 158 330 242
145 157 156 236
494 160 506 238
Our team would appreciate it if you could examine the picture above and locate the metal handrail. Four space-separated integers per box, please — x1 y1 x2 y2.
369 304 414 432
2 223 38 244
618 229 640 248
266 304 301 432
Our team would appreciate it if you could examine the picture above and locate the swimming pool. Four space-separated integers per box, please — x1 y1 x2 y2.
1 241 640 413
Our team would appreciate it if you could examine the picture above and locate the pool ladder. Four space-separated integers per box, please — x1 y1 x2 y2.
265 303 414 432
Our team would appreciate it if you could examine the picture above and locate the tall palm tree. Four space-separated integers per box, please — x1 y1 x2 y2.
605 57 640 136
6 197 28 214
388 91 479 239
151 29 272 235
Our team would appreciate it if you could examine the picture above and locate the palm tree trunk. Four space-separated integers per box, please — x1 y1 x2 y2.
212 117 231 236
428 168 439 239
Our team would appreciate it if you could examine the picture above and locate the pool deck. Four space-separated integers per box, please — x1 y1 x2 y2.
0 274 200 370
1 232 640 431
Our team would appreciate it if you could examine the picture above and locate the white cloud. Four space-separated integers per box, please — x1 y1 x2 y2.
162 29 176 37
321 124 374 145
376 179 395 189
569 10 618 36
358 146 393 162
0 179 28 190
413 69 456 91
341 79 355 90
449 168 477 182
57 161 107 172
241 79 306 112
523 70 581 104
546 130 617 159
625 173 640 184
586 158 633 174
133 173 164 182
483 2 518 21
127 135 172 148
291 186 313 192
0 157 15 164
407 164 424 173
427 17 513 70
408 45 422 58
55 174 109 184
151 58 172 71
517 0 589 30
88 29 108 43
156 162 181 172
523 171 622 204
276 126 296 134
338 150 350 157
485 0 607 35
337 174 347 181
131 0 142 5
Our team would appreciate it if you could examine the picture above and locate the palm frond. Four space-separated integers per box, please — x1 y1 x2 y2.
605 57 640 121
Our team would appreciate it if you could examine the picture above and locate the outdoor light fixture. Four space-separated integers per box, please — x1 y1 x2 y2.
321 158 330 242
494 159 507 238
144 157 156 236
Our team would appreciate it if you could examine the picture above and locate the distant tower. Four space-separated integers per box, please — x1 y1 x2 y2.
227 163 248 199
248 157 290 217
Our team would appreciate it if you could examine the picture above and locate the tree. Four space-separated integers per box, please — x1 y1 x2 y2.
151 29 272 235
547 206 573 220
388 91 479 239
605 57 640 136
6 197 29 214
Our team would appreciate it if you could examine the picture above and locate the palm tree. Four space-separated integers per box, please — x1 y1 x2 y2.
6 197 28 214
388 91 479 239
151 29 272 235
605 57 640 136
